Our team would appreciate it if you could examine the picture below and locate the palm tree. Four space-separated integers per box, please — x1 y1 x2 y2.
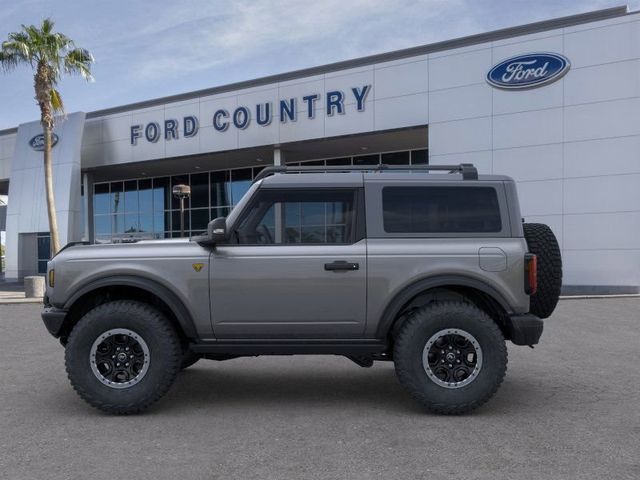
0 18 93 254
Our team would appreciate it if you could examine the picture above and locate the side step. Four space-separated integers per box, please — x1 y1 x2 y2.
190 339 388 356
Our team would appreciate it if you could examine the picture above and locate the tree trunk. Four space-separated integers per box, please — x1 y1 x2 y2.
43 125 61 254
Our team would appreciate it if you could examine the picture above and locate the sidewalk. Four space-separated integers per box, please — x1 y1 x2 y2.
0 281 43 304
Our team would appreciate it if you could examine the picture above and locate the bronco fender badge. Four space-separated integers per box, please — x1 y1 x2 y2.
192 263 204 272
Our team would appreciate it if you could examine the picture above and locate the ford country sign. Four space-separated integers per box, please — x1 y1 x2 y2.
487 53 570 90
29 133 59 151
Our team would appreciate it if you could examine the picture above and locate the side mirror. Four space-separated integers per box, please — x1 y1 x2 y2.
194 217 227 246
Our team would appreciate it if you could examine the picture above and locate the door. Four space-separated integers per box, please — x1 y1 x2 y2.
210 188 366 338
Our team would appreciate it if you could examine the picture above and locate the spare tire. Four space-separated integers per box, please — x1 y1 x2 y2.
523 223 562 319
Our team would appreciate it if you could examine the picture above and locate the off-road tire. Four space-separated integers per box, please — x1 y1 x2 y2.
65 300 181 414
523 222 562 319
180 350 201 370
394 301 507 414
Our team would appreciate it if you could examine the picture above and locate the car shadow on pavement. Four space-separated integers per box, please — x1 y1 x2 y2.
159 361 424 414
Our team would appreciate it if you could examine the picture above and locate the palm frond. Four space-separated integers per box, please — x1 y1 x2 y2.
41 18 55 35
0 49 24 71
2 38 31 60
50 88 64 113
64 47 94 81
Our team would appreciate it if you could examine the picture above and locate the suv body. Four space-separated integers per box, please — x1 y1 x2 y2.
42 164 556 414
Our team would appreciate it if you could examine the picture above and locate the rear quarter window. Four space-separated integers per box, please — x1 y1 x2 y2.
382 186 502 233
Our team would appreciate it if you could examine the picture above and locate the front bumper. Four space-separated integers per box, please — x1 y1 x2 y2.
41 307 68 338
506 313 543 346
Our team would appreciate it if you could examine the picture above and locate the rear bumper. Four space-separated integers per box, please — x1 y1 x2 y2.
41 307 68 338
506 313 543 346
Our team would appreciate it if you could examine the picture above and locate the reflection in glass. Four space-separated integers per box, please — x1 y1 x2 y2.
153 177 170 211
124 180 138 212
411 149 428 165
190 172 209 208
94 215 111 235
111 182 123 214
139 213 153 233
171 175 190 210
353 154 380 166
139 179 153 212
94 183 110 215
211 171 230 207
381 151 410 165
231 168 252 205
191 208 209 232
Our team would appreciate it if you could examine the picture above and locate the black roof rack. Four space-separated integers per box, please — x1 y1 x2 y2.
253 163 478 183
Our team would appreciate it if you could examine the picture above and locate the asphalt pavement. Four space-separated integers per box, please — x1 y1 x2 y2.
1 298 639 480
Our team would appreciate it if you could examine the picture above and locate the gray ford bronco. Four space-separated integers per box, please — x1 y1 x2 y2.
42 164 562 414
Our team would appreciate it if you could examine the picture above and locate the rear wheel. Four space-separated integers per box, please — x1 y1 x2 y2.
523 222 562 319
65 300 181 414
394 301 507 414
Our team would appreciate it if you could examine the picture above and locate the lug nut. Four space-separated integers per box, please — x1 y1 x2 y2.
116 363 120 366
125 363 129 367
111 355 115 359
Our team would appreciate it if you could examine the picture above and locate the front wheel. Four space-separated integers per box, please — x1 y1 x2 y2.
65 300 182 414
394 301 507 414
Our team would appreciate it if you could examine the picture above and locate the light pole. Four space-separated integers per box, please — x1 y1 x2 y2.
172 184 191 237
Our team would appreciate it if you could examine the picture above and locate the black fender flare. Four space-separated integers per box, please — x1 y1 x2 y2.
375 274 512 338
63 275 198 339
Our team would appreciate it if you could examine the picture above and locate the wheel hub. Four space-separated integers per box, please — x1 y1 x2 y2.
90 329 150 390
422 328 483 389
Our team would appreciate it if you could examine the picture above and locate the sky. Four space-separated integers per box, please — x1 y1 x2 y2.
0 0 638 130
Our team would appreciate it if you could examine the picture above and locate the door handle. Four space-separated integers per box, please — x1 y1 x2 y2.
324 260 359 271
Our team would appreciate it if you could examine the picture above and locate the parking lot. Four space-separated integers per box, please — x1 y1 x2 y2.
1 298 639 480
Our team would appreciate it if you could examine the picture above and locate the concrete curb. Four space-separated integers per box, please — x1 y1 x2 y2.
559 294 640 300
0 298 43 305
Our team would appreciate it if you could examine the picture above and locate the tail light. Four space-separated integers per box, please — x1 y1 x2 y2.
524 253 537 295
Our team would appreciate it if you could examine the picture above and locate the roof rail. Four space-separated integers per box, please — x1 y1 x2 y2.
252 163 478 183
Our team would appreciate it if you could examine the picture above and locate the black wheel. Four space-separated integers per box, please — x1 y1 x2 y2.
180 349 200 370
523 222 562 319
65 300 182 414
394 301 507 414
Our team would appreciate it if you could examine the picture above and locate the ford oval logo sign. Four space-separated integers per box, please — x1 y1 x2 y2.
487 53 570 90
29 133 59 151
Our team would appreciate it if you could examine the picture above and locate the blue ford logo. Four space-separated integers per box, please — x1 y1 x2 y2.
29 133 59 151
487 53 570 90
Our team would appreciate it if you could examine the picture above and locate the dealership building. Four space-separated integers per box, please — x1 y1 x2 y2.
0 5 639 293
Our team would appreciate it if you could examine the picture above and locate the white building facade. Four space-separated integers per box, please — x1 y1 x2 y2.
0 6 639 293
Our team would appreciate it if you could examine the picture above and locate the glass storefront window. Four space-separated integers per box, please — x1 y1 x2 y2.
124 180 138 213
153 177 170 212
171 210 191 233
381 151 410 165
94 183 110 214
92 148 425 243
190 173 209 208
171 175 190 210
191 208 209 232
325 157 352 166
353 154 380 165
230 168 252 205
210 171 230 208
411 149 428 165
